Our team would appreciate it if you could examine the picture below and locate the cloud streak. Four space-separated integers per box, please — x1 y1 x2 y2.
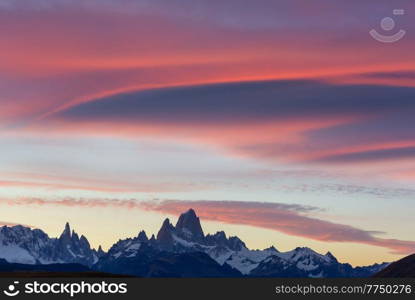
0 179 207 193
2 197 142 209
141 200 415 255
4 197 414 255
313 146 415 163
38 80 415 171
55 80 415 124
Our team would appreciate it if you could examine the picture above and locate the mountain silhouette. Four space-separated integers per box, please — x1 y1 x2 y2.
0 209 390 277
374 254 414 277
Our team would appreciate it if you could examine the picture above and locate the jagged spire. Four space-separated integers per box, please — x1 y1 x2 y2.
97 245 105 257
156 218 175 246
228 236 246 251
265 246 278 252
185 208 196 216
137 230 148 242
175 208 204 241
79 235 90 248
64 222 70 233
325 251 338 262
60 222 71 239
71 230 79 242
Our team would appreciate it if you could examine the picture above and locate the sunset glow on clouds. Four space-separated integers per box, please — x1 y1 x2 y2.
0 0 414 265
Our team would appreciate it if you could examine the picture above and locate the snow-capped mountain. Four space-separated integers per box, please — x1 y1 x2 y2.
0 223 99 266
0 225 54 264
0 209 389 277
95 209 388 277
250 247 340 277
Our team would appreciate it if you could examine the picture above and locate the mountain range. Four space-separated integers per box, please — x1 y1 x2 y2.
0 209 390 277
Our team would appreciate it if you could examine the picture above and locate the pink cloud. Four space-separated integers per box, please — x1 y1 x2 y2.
2 1 414 184
141 200 415 255
5 197 414 254
1 0 414 125
27 79 415 174
0 179 207 193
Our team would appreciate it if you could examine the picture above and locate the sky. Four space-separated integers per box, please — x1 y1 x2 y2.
0 0 415 266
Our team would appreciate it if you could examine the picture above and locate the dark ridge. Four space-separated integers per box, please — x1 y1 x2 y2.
374 254 415 278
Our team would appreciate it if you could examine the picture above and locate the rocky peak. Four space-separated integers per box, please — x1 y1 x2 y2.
60 222 71 239
137 230 148 242
212 231 227 241
175 209 204 241
294 247 312 253
79 235 90 249
97 245 105 257
264 246 279 253
156 218 175 246
206 231 228 246
58 222 73 246
325 251 338 263
71 231 80 242
227 236 246 251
